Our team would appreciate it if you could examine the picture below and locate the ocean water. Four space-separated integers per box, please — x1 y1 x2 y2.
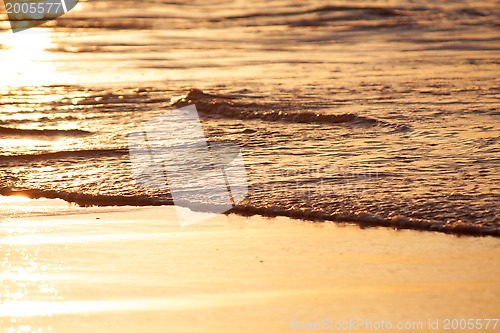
0 0 499 235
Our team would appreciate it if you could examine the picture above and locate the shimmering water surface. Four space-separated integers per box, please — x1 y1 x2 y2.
0 0 499 235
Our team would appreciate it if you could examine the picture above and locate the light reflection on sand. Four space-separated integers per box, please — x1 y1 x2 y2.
1 213 499 332
0 201 499 332
2 279 499 318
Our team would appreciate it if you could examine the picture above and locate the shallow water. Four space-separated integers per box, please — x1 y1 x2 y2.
0 0 499 235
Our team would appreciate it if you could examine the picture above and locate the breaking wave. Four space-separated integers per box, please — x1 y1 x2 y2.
1 187 498 237
0 126 93 137
171 89 379 125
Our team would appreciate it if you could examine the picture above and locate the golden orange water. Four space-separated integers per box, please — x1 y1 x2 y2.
0 28 74 87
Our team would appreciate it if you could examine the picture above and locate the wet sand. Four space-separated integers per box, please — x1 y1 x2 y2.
1 197 499 332
1 0 499 331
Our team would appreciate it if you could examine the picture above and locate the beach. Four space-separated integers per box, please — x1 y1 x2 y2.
1 0 499 331
1 0 499 234
0 196 499 332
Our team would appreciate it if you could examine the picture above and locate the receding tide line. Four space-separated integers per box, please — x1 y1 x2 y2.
228 205 500 237
0 188 173 206
0 189 498 237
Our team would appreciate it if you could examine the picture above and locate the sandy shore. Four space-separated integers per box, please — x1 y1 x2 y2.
0 197 499 333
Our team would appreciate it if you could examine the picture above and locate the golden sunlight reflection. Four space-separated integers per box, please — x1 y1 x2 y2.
0 195 32 204
0 29 74 87
0 241 58 306
0 138 70 155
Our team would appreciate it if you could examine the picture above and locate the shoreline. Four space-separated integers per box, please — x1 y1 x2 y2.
1 192 499 238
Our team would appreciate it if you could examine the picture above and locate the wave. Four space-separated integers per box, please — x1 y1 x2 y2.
0 115 81 126
52 18 154 30
4 1 496 33
171 89 379 125
0 188 172 207
216 5 404 21
204 4 498 30
230 205 500 237
1 187 498 237
0 126 92 137
0 148 129 162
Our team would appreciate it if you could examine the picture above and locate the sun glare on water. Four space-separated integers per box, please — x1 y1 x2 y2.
0 28 74 87
0 137 70 155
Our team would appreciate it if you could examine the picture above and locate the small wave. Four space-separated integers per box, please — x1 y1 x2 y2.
0 148 129 162
53 18 154 30
1 188 497 237
0 188 172 207
229 205 500 237
171 89 378 125
0 115 81 126
206 4 417 30
0 126 92 137
216 5 403 21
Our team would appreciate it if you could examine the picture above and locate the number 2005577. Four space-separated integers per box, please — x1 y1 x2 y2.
442 319 498 330
5 2 64 14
